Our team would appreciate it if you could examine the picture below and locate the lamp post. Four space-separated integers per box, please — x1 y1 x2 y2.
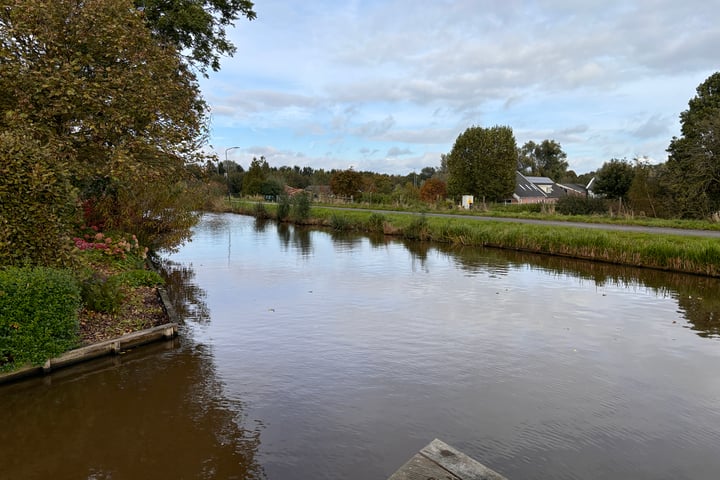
224 146 240 201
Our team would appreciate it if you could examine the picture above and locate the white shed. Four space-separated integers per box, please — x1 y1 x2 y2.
461 195 474 209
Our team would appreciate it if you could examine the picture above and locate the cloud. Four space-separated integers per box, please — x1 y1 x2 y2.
386 147 413 157
202 0 719 174
352 115 396 138
631 114 672 139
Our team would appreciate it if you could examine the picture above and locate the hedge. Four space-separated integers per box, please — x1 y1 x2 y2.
0 266 81 372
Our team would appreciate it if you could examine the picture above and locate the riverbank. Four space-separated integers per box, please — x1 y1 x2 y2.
1 239 173 376
0 285 176 384
223 199 720 277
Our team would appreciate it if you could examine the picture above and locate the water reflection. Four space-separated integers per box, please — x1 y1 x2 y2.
253 217 270 233
439 242 720 339
268 219 720 340
275 223 313 257
0 342 265 480
160 259 210 324
329 230 363 251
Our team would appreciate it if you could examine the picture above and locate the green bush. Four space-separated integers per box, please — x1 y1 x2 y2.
0 267 81 372
291 193 311 221
366 213 386 232
276 194 291 220
115 269 164 287
556 196 608 215
403 215 430 240
493 203 544 214
80 274 126 314
329 214 350 231
253 202 268 219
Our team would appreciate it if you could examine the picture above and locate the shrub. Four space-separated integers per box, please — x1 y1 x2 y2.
253 202 268 219
0 267 81 372
73 230 147 261
366 213 386 232
329 214 350 231
291 193 311 221
556 196 608 215
115 269 164 287
276 194 291 220
80 274 126 314
403 215 430 240
493 203 544 214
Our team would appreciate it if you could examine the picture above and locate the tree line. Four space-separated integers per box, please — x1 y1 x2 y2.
206 68 720 221
1 0 718 268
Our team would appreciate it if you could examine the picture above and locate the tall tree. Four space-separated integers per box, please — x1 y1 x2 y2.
330 168 364 198
627 159 666 217
419 178 447 203
447 126 517 202
666 72 720 218
0 0 208 251
518 139 568 181
242 157 269 195
135 0 257 74
593 158 635 202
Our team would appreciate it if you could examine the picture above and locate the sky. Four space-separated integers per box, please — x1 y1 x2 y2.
199 0 719 176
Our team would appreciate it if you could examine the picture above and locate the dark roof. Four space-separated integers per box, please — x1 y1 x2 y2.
557 183 588 195
514 172 547 198
525 176 555 185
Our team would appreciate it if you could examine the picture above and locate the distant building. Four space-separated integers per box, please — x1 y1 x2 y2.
511 172 592 204
511 172 564 203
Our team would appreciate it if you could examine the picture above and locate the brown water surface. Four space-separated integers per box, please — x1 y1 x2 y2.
2 213 720 480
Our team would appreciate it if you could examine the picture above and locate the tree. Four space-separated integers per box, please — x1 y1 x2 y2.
0 127 77 266
666 72 720 218
0 0 208 251
243 157 268 195
447 125 517 202
419 178 447 203
593 158 635 203
627 159 665 217
135 0 257 74
330 168 364 198
518 140 568 181
419 167 437 182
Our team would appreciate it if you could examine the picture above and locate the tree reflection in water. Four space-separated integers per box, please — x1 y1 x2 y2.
436 242 720 339
0 342 265 479
266 221 720 340
159 259 210 324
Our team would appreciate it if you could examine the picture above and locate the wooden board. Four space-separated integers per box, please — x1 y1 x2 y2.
388 439 508 480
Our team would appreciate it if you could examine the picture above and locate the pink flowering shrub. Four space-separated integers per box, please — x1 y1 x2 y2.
73 227 148 260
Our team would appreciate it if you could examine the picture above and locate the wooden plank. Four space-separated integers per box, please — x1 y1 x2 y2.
387 453 460 480
420 439 508 480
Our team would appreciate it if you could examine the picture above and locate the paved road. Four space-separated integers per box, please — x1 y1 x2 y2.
330 207 720 239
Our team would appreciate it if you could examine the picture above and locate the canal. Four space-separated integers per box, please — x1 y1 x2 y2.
2 212 720 479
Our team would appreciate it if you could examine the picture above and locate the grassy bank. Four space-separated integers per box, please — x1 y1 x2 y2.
221 199 720 277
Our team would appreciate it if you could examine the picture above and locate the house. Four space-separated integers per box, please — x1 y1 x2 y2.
511 172 566 204
510 173 597 204
512 172 549 204
283 185 305 197
556 182 589 197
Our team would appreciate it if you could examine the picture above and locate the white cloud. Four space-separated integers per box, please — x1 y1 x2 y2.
202 0 719 175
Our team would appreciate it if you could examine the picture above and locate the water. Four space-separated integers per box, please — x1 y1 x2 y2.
2 213 720 479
